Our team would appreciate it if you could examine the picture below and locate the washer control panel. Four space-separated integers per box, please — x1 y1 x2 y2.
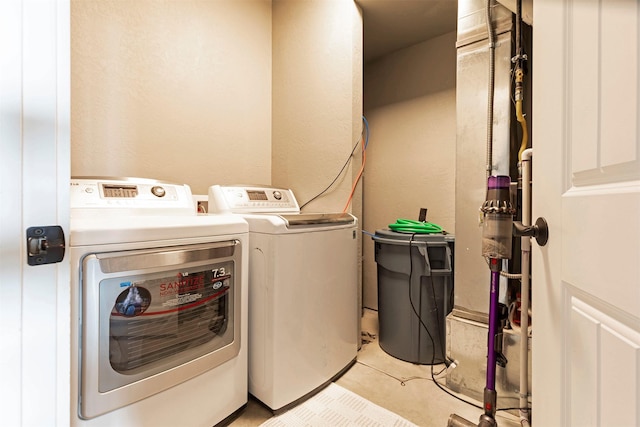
70 177 194 215
208 185 300 214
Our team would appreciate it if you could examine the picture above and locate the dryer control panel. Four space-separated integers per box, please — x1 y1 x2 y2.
71 177 195 216
208 185 300 214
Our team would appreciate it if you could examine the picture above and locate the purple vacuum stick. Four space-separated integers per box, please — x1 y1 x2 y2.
448 175 515 427
481 175 516 424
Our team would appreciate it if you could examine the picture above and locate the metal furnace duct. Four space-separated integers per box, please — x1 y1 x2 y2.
453 0 514 321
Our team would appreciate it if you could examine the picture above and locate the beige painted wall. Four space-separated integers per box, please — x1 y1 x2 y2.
71 0 362 204
362 31 457 310
71 0 272 195
71 0 364 309
272 0 363 215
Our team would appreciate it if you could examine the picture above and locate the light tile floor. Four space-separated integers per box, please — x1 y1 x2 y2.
228 309 521 427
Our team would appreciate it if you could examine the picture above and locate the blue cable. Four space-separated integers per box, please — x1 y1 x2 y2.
362 115 369 149
361 229 375 238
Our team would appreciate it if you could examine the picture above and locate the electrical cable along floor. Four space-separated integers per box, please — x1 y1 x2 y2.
230 309 522 427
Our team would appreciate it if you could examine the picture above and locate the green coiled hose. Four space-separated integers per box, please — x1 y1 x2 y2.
388 219 443 234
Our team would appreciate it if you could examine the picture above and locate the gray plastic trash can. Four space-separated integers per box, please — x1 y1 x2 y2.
372 229 454 364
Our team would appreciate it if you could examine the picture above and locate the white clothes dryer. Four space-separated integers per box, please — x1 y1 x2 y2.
207 185 359 413
70 177 249 427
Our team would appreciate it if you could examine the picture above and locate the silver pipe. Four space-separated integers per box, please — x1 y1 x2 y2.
485 0 496 179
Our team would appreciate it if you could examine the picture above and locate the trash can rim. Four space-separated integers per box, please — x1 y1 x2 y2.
372 228 451 242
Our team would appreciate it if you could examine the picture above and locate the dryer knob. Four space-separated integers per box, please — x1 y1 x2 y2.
273 191 282 200
151 186 166 197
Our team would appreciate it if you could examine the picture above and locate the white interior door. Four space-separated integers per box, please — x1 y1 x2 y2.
0 1 70 425
533 1 640 426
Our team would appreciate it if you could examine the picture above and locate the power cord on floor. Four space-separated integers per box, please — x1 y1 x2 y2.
356 355 526 412
402 235 531 414
355 360 447 387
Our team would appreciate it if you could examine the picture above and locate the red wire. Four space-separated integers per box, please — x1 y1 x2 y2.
342 138 366 213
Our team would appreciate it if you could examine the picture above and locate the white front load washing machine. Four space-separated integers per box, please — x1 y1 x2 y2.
207 185 359 413
69 177 249 426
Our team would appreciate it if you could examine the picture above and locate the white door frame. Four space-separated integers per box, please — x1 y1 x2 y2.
0 0 71 425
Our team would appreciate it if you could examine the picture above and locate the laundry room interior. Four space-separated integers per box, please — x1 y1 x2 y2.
69 0 530 425
5 0 640 427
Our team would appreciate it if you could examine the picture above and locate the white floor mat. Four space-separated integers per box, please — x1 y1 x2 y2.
259 383 419 427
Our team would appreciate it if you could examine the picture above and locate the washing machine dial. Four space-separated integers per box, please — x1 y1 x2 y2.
151 186 166 197
273 191 282 200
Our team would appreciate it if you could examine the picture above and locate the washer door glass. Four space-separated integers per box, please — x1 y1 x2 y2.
80 240 242 420
106 264 232 374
